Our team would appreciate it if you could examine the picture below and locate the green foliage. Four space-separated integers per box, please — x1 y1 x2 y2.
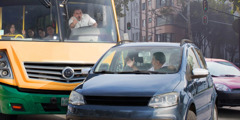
114 0 134 17
220 0 240 13
188 0 237 59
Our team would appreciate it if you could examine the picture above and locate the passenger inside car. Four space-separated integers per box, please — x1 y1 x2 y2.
148 52 166 71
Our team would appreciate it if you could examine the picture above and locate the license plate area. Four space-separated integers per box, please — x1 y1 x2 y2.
61 97 69 106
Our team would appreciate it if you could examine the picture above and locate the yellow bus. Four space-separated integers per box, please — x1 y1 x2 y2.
0 0 119 119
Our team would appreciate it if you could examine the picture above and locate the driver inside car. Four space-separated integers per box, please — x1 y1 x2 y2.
69 8 97 29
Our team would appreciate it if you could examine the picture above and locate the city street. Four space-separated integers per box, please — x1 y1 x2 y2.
16 107 240 120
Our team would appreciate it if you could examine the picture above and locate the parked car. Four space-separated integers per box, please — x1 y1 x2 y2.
67 41 217 120
206 58 240 107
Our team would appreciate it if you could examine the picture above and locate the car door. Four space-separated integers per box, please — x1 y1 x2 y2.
187 47 211 119
194 48 214 117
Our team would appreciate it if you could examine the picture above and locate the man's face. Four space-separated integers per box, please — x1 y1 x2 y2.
47 27 54 36
73 10 82 21
151 56 160 70
27 30 34 37
10 25 15 34
38 30 45 38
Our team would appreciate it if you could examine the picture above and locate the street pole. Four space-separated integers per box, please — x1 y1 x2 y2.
145 0 148 42
187 0 193 40
140 0 142 42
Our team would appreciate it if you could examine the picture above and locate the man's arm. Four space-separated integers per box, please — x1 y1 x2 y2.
92 23 98 27
69 17 78 29
87 14 97 27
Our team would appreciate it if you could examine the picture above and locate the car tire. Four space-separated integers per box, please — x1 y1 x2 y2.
213 104 218 120
0 113 17 120
186 110 196 120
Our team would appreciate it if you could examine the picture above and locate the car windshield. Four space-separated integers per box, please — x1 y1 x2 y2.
0 0 117 43
207 61 240 76
94 46 182 74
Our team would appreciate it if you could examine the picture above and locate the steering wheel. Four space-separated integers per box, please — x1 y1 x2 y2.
14 34 24 39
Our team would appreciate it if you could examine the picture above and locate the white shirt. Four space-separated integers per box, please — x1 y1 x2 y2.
69 14 96 29
148 63 166 71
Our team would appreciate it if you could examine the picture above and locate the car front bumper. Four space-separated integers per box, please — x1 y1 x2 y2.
217 90 240 106
66 104 182 120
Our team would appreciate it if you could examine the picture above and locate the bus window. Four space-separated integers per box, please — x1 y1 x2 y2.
1 2 59 41
61 0 117 43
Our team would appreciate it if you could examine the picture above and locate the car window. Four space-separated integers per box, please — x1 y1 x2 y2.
194 48 207 69
187 48 200 71
207 61 240 76
95 46 183 74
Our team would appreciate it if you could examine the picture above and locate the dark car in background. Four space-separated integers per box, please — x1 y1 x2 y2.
67 41 217 120
206 58 240 107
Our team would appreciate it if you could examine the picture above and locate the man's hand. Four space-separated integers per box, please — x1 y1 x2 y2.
126 58 138 70
70 17 78 29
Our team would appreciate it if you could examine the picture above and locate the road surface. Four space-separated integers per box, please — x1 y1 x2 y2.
17 107 240 120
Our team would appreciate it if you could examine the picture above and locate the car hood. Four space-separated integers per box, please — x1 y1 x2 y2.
79 74 181 97
213 77 240 89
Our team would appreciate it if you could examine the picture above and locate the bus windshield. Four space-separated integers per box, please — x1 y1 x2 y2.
0 0 118 43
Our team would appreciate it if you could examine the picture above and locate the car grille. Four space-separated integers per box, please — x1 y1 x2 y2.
232 89 240 92
24 62 93 83
84 96 151 106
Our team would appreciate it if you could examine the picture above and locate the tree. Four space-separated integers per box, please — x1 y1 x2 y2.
187 0 238 61
114 0 134 17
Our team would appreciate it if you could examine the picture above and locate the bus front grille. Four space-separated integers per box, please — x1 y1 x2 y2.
24 62 93 83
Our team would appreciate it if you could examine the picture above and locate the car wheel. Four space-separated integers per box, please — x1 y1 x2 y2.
0 113 17 120
213 104 218 120
186 110 196 120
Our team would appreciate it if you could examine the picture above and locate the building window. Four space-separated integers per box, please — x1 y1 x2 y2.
156 0 173 8
135 3 138 11
142 3 146 10
148 0 151 6
136 19 139 27
143 36 146 42
157 15 174 26
143 20 146 27
134 19 136 27
149 18 152 23
155 33 174 42
136 32 139 41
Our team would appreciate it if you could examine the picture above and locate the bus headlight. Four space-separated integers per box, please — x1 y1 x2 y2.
148 92 178 108
0 51 13 79
69 91 85 105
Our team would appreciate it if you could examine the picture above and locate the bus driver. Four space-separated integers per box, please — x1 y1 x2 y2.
69 8 97 29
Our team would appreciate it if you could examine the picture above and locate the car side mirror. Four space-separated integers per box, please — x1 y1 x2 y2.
192 68 209 78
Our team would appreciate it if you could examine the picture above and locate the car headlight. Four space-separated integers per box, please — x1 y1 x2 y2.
148 92 178 108
215 83 231 92
69 91 85 105
0 51 13 79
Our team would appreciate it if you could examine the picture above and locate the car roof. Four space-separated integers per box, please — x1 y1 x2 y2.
205 58 229 62
116 42 181 48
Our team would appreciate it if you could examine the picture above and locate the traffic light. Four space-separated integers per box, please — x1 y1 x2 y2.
127 22 131 30
203 0 208 12
202 15 208 25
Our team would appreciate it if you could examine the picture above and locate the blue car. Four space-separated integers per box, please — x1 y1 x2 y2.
67 40 217 120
